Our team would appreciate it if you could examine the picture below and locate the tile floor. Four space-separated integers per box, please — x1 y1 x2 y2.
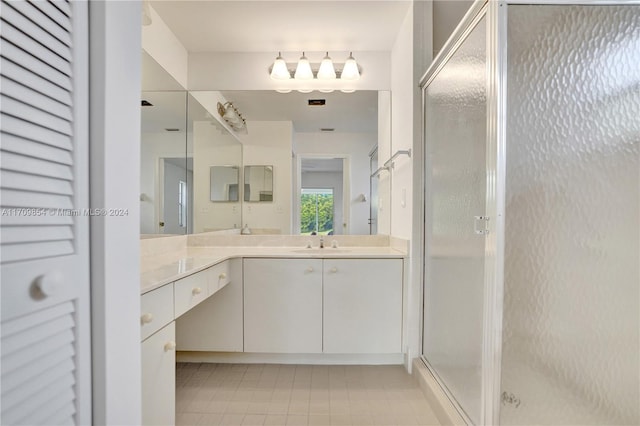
176 363 441 426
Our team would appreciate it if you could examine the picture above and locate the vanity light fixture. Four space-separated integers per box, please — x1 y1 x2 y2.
294 52 314 80
268 51 361 93
270 52 291 80
217 102 248 134
317 52 336 80
340 52 361 80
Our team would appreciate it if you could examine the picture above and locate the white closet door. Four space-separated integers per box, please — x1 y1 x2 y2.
1 0 90 425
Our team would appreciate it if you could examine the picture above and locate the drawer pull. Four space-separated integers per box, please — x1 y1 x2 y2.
192 287 202 295
164 341 176 351
329 267 338 273
140 313 154 324
219 272 227 280
306 267 314 273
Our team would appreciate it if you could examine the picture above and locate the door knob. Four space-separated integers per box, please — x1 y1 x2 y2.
192 287 202 295
164 341 176 351
141 313 154 324
32 273 62 299
219 272 227 279
329 267 338 273
306 267 314 273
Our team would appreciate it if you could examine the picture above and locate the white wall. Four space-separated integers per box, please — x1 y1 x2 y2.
294 132 375 235
387 1 434 370
192 121 243 232
432 0 474 58
377 91 392 235
89 1 141 424
242 121 293 234
141 4 188 89
301 171 344 235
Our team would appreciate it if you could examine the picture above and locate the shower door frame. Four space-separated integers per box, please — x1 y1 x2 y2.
420 0 639 424
419 0 506 424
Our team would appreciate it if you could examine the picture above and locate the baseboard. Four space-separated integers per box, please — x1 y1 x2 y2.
177 351 404 365
412 358 468 426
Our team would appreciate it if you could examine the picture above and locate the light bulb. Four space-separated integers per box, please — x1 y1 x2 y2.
341 52 360 81
294 52 314 80
270 52 291 80
317 52 336 80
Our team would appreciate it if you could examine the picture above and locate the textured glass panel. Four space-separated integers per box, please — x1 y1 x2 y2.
502 6 640 425
423 17 486 424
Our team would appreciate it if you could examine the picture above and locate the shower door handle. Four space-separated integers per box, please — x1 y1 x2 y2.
474 216 489 235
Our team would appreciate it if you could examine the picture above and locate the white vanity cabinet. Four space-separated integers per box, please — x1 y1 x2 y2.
323 259 403 353
244 258 323 353
141 284 176 426
177 258 243 352
141 322 175 426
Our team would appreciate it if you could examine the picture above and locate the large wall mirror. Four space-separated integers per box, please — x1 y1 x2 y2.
141 54 390 236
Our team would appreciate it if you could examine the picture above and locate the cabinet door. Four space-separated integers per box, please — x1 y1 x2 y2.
142 322 175 426
177 258 243 352
323 259 403 353
244 258 322 353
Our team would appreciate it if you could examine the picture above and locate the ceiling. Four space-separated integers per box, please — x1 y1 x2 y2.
150 1 411 53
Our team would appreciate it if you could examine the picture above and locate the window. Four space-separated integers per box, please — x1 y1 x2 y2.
300 188 334 235
178 180 187 227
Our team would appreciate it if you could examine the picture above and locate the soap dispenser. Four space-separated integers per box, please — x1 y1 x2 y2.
241 224 252 235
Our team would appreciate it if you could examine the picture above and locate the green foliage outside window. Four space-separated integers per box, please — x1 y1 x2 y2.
300 192 334 235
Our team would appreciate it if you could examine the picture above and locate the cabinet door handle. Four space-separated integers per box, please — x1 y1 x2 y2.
192 287 202 295
329 267 338 273
219 272 227 280
164 341 176 351
140 313 154 324
306 267 314 273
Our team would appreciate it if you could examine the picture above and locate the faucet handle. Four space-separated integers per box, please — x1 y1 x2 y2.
306 240 312 249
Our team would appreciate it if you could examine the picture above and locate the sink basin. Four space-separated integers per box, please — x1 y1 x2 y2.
291 248 350 254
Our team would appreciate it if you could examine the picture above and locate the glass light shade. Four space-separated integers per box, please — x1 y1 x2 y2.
341 53 360 80
294 53 314 80
297 88 314 93
270 53 290 80
317 53 336 80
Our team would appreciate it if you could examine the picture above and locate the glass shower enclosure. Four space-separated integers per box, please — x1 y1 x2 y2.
421 1 639 425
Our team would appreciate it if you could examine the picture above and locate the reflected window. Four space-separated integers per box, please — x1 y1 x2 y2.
178 180 187 228
300 188 334 235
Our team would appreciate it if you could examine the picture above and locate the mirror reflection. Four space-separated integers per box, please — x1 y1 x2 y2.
210 166 240 202
140 80 391 235
244 166 273 202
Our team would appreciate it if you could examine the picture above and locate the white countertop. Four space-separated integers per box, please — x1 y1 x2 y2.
141 246 406 294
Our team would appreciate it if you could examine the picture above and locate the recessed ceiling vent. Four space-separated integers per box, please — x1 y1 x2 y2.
308 99 326 106
141 100 153 106
165 128 180 132
320 128 335 132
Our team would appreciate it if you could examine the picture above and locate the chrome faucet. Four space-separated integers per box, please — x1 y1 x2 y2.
319 236 324 248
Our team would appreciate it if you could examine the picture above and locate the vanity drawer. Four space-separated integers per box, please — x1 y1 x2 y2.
141 283 174 341
209 260 231 294
174 270 209 318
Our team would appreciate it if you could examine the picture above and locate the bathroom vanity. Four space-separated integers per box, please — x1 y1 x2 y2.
139 235 407 425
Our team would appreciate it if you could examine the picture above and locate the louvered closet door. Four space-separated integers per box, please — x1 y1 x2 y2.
0 1 90 425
